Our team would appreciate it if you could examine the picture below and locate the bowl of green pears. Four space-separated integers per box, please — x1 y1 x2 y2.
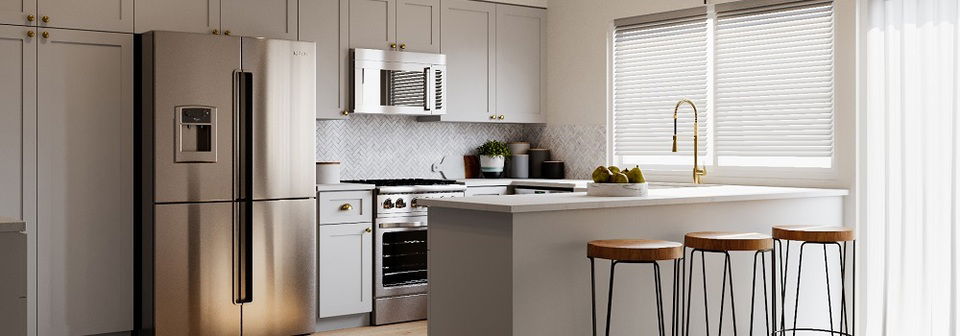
587 165 648 197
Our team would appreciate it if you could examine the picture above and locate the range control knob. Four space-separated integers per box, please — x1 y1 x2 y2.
411 198 422 208
382 198 394 209
395 199 406 208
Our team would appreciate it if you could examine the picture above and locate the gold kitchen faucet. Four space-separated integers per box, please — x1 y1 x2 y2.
672 98 707 184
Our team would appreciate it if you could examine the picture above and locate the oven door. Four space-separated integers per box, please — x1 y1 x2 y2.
375 216 429 297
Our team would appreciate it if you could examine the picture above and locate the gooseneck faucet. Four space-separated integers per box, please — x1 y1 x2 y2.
672 98 707 184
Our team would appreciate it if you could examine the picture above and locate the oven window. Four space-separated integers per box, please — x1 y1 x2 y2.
381 230 428 287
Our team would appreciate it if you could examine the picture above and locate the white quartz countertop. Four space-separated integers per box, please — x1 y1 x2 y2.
419 184 849 213
0 216 26 233
458 178 591 191
315 183 376 192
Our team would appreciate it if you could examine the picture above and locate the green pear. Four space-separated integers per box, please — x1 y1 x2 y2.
608 166 621 175
610 172 630 183
626 166 646 183
591 166 612 183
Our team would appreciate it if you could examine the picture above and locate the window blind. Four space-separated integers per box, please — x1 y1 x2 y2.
713 0 835 167
612 14 709 159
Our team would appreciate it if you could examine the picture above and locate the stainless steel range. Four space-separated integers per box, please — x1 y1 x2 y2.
342 179 466 325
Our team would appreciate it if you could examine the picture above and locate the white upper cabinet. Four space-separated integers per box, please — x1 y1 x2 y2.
0 25 36 223
396 0 438 52
300 0 350 119
38 0 133 32
348 0 438 52
36 28 133 336
135 0 221 34
495 4 545 123
222 0 298 38
0 0 35 26
438 0 495 122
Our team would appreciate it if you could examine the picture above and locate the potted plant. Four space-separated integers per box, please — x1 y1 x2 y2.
477 140 511 178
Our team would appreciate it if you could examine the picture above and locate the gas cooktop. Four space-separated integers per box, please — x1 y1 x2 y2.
342 178 460 187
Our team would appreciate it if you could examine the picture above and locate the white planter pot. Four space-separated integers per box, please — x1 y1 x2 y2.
479 155 506 176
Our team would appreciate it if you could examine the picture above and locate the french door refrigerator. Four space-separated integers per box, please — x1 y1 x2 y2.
136 31 317 335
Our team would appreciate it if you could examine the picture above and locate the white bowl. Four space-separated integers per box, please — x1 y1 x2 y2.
586 182 648 197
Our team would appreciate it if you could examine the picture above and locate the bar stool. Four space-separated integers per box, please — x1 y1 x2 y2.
772 225 855 336
684 232 775 336
588 239 684 336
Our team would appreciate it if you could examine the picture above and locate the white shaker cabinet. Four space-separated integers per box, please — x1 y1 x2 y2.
37 0 133 32
317 222 373 318
438 0 496 122
348 0 438 52
495 4 545 123
222 0 298 39
36 28 133 336
300 0 350 119
0 0 35 26
135 0 221 34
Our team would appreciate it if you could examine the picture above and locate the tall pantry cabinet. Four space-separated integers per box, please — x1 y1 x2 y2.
0 25 134 335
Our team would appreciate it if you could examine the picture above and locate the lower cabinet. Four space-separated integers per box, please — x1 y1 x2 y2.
318 222 373 318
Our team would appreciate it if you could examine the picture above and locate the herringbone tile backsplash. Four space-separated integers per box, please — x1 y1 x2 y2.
315 114 605 180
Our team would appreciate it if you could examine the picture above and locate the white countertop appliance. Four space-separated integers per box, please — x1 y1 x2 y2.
136 31 317 335
341 179 465 325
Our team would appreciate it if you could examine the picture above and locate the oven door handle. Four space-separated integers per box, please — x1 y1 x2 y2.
378 222 427 229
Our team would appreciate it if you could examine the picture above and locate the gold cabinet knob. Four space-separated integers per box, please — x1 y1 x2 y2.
26 14 35 22
41 31 49 39
364 227 372 233
339 203 353 211
341 110 349 116
390 43 397 49
399 43 406 50
224 30 231 36
26 30 35 38
212 29 220 35
489 115 496 120
498 115 505 120
41 15 49 23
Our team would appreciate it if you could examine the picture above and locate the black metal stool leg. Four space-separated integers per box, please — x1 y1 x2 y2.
792 243 808 336
726 252 739 336
654 262 666 336
590 257 597 336
822 244 838 335
605 261 618 336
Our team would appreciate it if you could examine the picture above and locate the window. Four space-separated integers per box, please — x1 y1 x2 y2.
611 0 835 171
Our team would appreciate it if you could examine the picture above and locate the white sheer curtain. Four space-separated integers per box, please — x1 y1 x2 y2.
862 0 960 334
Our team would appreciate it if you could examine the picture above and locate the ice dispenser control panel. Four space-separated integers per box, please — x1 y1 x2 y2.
175 106 218 163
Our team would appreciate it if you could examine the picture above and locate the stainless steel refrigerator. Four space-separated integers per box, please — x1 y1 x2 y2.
136 31 317 335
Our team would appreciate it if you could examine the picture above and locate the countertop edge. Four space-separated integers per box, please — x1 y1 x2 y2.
316 183 376 192
0 217 26 233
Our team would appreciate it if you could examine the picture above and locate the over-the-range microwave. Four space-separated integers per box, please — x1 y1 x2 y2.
352 48 447 116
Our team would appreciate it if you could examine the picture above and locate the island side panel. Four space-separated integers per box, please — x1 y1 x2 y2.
428 207 514 336
510 196 844 336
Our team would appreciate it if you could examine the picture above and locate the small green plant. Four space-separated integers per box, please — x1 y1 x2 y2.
477 140 511 158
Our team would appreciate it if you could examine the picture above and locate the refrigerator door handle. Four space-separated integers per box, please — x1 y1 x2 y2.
235 71 254 304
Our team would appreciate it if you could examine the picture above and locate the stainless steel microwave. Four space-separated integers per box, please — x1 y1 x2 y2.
352 48 447 116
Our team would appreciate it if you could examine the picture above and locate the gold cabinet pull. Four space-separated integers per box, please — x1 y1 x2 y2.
26 14 35 22
364 227 372 233
212 29 220 35
26 30 35 38
341 110 349 116
41 15 49 23
390 43 397 49
498 115 505 120
41 31 49 39
489 115 496 120
399 43 406 50
224 30 231 36
339 203 353 211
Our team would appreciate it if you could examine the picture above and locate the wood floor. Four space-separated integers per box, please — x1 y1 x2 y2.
312 321 427 336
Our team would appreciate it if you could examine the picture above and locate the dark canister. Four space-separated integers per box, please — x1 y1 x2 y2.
528 148 550 178
542 160 565 179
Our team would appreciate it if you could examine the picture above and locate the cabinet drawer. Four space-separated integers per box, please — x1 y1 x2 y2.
318 190 372 224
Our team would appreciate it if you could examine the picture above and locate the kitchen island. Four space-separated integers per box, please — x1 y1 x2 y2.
420 185 848 336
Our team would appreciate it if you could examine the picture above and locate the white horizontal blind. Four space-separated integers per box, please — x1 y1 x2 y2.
612 16 709 162
713 1 835 168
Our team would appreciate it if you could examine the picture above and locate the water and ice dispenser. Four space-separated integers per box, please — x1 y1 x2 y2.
175 106 218 163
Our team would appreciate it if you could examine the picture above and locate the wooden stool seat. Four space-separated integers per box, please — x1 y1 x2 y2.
587 239 683 261
772 225 855 243
684 231 773 251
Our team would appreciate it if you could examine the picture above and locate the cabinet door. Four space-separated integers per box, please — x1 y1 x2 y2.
439 0 495 122
300 0 350 119
318 222 373 318
37 29 133 336
349 0 395 50
396 0 438 52
222 0 297 39
38 0 133 32
0 25 35 336
135 0 221 34
496 5 545 123
0 0 36 26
